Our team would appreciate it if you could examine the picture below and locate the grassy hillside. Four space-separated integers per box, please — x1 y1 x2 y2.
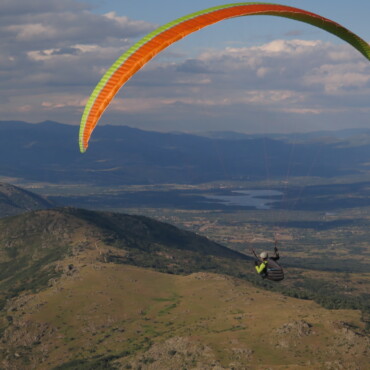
2 258 369 369
0 207 369 368
0 207 251 309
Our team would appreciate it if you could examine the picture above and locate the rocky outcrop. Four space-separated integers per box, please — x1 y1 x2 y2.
116 336 223 370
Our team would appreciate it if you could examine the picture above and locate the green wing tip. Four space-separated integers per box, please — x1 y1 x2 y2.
79 142 87 153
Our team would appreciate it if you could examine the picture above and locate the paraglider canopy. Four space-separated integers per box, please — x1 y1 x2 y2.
79 2 370 153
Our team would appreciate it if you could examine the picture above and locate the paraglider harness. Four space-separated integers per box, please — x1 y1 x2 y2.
252 241 284 282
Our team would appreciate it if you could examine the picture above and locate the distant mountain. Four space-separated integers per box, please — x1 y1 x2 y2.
1 120 370 185
196 130 253 140
199 128 370 142
0 182 54 217
0 208 368 369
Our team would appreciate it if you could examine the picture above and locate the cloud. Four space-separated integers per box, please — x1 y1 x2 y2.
133 39 369 105
0 0 156 121
304 62 370 93
0 0 86 17
1 1 154 45
0 1 369 133
8 23 57 41
176 59 211 74
111 38 370 132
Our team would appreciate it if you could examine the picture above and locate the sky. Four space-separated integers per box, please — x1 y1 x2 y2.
1 0 370 134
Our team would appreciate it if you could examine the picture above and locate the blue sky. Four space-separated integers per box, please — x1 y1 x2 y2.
1 0 369 134
85 1 370 31
85 0 370 43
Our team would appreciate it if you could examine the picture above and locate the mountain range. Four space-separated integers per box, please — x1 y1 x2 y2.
2 120 370 185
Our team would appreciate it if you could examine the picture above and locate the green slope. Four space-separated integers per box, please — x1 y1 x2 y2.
2 263 369 369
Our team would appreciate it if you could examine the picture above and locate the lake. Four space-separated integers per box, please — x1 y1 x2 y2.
204 189 283 209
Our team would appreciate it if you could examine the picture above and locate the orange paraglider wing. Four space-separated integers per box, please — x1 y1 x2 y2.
79 2 370 152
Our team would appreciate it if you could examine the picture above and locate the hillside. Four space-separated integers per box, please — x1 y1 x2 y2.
2 260 369 369
0 207 369 368
1 120 370 185
0 207 250 309
0 182 54 217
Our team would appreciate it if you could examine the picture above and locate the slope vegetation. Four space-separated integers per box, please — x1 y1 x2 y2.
0 207 250 310
2 260 369 369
